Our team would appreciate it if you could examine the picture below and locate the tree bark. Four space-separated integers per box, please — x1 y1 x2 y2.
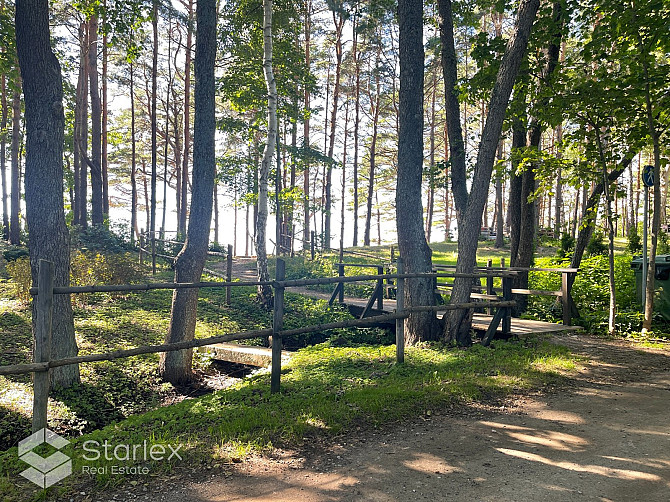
364 47 381 247
130 61 138 245
88 14 104 226
397 0 438 343
495 140 505 248
101 7 109 218
256 0 276 307
324 10 345 249
16 0 80 387
179 0 194 237
1 74 8 240
150 0 159 267
159 0 217 385
10 79 21 244
352 8 360 247
440 0 540 345
302 0 311 251
76 22 89 230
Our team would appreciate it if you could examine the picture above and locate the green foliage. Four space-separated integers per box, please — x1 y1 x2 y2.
586 229 607 256
527 255 640 335
627 226 642 254
2 247 29 263
6 257 32 303
71 225 134 254
556 233 575 259
71 251 144 287
657 230 670 255
7 251 144 305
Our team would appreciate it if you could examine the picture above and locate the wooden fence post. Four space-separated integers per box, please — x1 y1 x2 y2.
338 264 345 303
561 271 571 326
226 244 233 306
33 260 54 432
502 275 512 335
486 259 494 315
271 259 285 393
390 246 395 264
395 257 405 363
139 229 144 265
151 232 157 275
376 266 384 310
310 231 315 261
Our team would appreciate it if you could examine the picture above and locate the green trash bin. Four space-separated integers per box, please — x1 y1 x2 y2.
631 254 670 320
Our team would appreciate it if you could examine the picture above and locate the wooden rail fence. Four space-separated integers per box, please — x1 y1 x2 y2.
1 258 518 434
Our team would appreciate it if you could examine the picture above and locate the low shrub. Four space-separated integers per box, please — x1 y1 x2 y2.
6 257 32 303
526 254 639 335
7 251 144 304
627 226 642 254
556 233 575 259
2 246 29 263
586 229 608 256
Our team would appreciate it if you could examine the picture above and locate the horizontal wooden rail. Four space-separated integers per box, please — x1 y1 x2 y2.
29 280 272 296
511 288 562 297
0 328 273 376
432 264 579 274
406 300 517 312
0 311 411 377
334 262 386 268
279 312 408 337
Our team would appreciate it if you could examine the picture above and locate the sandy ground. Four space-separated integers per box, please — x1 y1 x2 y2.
81 334 670 502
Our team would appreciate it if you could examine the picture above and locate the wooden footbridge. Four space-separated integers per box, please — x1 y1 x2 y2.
292 261 582 339
199 258 582 367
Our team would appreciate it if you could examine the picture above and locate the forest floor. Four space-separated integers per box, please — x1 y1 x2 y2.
91 333 670 502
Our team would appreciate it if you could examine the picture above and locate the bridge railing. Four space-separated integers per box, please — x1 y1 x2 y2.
0 258 517 433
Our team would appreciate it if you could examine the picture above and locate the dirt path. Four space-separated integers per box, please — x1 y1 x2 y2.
91 334 670 502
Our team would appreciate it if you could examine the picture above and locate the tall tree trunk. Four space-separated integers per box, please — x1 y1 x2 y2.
439 0 540 345
554 125 563 237
495 140 505 248
397 0 438 343
77 23 89 230
256 0 276 307
426 62 438 242
10 80 21 244
16 0 80 387
364 49 381 247
352 9 360 247
1 74 8 240
150 0 159 267
160 0 216 384
324 11 345 249
130 61 138 245
213 182 219 243
340 94 350 255
179 0 194 237
302 0 311 251
641 54 662 332
595 134 616 335
161 13 172 240
101 6 109 218
88 14 104 226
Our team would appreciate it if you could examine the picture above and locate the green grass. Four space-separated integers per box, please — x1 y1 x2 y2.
0 336 581 501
